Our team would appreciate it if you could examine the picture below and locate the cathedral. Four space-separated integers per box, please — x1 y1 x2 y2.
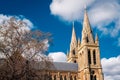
48 10 104 80
0 10 104 80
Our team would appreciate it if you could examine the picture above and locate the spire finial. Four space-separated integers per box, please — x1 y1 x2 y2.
81 7 94 44
70 22 77 50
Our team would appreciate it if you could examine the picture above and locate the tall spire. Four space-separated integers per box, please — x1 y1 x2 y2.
81 9 94 44
83 9 92 33
70 22 77 50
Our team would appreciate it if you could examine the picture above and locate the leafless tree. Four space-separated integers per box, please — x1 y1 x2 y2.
0 17 52 80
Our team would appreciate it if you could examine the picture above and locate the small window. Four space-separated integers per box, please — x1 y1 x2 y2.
73 49 75 55
88 49 91 64
93 50 96 64
86 35 89 43
74 60 76 63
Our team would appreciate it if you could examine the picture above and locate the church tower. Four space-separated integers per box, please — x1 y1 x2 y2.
77 10 104 80
67 22 78 63
67 10 104 80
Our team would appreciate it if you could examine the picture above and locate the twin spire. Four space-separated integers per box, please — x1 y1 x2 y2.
81 9 94 44
70 9 99 50
70 22 77 50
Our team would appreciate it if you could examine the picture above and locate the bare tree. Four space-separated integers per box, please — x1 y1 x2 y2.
0 17 52 80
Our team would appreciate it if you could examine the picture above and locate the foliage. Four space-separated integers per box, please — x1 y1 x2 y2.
0 17 52 80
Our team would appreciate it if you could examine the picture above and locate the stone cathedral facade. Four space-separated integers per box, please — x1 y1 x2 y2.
48 10 104 80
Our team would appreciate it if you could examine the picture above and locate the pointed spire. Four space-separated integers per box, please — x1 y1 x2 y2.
83 9 92 32
70 22 77 50
81 9 94 44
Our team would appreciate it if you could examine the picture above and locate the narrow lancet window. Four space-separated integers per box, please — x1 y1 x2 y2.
73 49 75 55
88 49 91 64
93 50 96 64
86 35 89 43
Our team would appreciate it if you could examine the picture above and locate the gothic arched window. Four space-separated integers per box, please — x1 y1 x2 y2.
86 35 89 43
93 50 96 64
88 49 91 64
73 49 75 55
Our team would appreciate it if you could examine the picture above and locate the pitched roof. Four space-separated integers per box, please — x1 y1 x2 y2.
32 62 78 72
50 62 78 72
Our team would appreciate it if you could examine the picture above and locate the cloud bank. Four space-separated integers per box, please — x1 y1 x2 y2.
48 52 67 62
50 0 95 21
50 0 120 45
48 52 120 80
101 55 120 80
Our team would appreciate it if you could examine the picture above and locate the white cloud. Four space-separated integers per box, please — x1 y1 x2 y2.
0 14 10 24
48 52 67 62
89 0 120 37
101 55 120 80
0 14 33 29
50 0 95 21
50 0 120 44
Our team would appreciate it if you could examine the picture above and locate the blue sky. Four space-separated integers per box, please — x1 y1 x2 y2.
0 0 120 80
0 0 119 58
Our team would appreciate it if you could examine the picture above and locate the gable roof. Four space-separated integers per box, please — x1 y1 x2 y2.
50 62 78 72
32 61 78 72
